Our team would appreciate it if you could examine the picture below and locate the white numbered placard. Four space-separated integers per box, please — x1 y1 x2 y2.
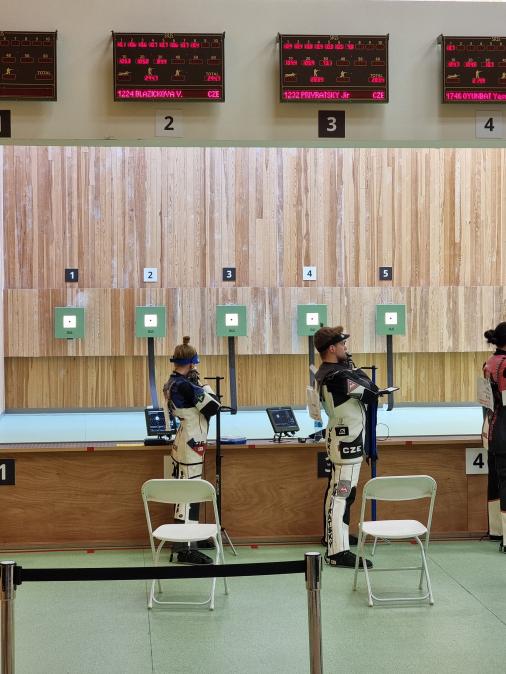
144 314 158 328
475 111 503 139
155 110 184 138
143 268 158 283
63 315 77 329
306 312 320 326
477 376 494 411
465 447 488 475
303 266 317 281
225 313 239 327
385 312 398 325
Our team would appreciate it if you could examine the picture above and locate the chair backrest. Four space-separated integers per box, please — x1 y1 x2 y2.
362 475 437 502
141 479 221 553
358 475 437 539
141 478 216 506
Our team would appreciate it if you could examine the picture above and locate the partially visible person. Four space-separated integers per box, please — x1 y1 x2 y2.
314 326 382 568
163 336 220 564
482 322 506 553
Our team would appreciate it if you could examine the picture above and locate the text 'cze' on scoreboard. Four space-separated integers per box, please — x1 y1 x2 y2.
278 34 388 103
0 31 57 101
113 32 225 102
441 35 506 104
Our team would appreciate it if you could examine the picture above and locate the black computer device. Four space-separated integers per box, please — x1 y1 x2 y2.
266 406 300 442
145 407 167 435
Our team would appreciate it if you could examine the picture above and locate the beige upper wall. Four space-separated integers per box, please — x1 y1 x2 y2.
3 1 506 142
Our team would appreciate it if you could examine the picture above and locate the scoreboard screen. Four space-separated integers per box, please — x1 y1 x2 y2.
0 31 57 100
279 34 388 102
441 35 506 103
113 32 225 101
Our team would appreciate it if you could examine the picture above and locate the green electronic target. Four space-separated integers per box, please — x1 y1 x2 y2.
216 305 247 337
54 307 85 339
375 304 406 336
135 306 167 338
297 305 327 336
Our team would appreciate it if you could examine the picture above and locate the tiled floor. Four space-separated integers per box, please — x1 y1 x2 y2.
3 540 505 674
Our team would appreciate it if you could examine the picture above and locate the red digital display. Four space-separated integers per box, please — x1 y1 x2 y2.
0 31 57 101
442 35 506 103
279 34 388 103
113 32 225 102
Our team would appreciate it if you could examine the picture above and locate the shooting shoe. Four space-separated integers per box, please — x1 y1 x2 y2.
176 548 214 565
325 550 372 569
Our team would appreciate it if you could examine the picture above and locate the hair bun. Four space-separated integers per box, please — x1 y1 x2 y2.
484 329 497 345
183 336 191 345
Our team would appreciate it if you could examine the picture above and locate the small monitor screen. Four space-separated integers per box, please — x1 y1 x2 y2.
145 408 167 435
266 407 300 433
306 312 320 326
144 314 158 327
385 312 398 325
63 315 77 329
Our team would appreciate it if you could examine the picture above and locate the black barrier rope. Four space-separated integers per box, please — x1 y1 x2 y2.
16 559 307 586
2 555 323 674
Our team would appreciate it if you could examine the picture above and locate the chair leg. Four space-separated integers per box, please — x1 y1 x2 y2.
362 557 374 607
153 541 165 597
416 537 434 604
353 530 365 590
216 533 229 595
148 580 155 609
371 537 378 557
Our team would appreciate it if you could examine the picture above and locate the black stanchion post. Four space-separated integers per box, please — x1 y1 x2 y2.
370 365 378 521
147 336 159 409
305 552 323 674
205 375 238 556
1 561 15 674
386 334 394 411
308 336 315 386
227 336 238 413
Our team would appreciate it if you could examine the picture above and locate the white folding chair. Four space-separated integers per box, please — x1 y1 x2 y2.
352 475 437 607
141 478 229 610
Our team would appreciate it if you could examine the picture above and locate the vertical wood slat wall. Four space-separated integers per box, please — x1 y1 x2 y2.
2 146 506 408
3 353 491 409
0 146 4 412
4 146 506 290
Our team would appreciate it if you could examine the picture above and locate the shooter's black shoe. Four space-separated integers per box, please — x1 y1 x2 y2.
500 542 506 554
176 549 214 565
325 550 373 569
197 539 215 549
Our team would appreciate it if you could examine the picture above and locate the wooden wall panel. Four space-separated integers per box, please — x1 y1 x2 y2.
0 440 486 549
0 448 167 548
4 146 506 290
4 286 506 357
4 145 506 407
4 352 491 409
0 146 3 413
0 147 5 414
467 474 489 532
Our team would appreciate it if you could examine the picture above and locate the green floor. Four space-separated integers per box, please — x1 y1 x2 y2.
3 541 505 674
